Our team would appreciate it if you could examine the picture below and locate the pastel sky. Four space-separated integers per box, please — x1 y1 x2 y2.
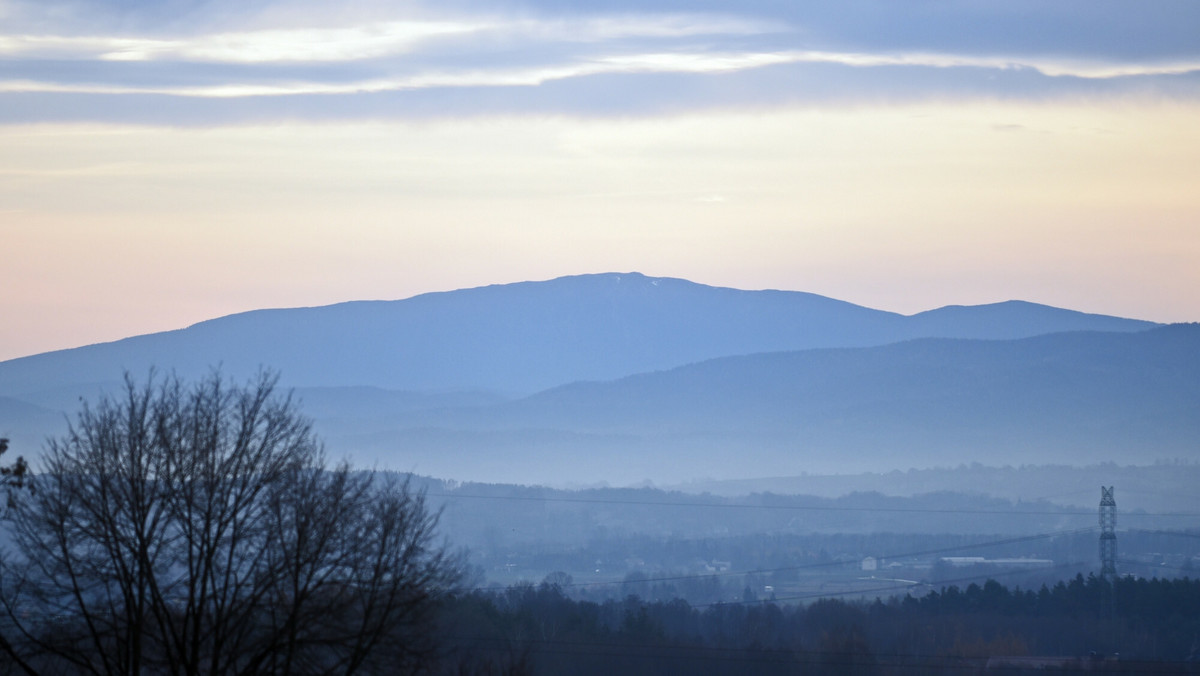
3 0 1199 361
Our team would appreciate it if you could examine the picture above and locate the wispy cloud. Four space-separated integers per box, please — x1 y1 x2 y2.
3 47 1197 100
0 13 780 62
1 2 1198 122
0 22 487 63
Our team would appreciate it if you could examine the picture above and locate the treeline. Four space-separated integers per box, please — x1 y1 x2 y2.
425 481 1103 545
435 574 1200 675
691 463 1200 515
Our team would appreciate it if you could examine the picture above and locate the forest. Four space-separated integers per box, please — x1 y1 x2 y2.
437 574 1200 675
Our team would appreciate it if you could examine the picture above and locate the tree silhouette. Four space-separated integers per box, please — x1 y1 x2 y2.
0 437 29 504
0 371 459 675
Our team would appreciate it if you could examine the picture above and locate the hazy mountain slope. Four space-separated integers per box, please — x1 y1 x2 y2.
905 300 1158 339
675 464 1200 515
508 323 1199 431
315 325 1200 484
0 273 1156 398
0 396 67 456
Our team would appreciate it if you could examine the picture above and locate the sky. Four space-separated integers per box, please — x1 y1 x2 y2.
3 0 1200 361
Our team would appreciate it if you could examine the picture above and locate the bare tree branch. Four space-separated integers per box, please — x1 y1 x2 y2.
0 371 460 676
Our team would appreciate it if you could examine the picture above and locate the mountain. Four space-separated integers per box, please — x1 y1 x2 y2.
0 396 64 449
298 324 1200 485
0 272 1155 400
1 273 1180 484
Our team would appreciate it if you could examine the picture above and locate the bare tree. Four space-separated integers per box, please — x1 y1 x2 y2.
0 371 459 675
0 437 29 503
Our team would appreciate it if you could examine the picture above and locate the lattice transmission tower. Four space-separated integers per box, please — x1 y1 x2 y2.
1099 486 1117 578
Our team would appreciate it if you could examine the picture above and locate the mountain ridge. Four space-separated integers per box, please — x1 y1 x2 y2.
0 272 1158 399
295 325 1200 484
2 273 1183 484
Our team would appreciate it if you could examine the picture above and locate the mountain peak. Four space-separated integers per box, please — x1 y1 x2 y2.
0 275 1156 398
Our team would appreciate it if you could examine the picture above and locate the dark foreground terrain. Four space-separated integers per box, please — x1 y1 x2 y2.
437 574 1200 675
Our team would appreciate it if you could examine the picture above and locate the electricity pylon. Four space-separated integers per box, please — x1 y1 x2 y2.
1100 486 1117 579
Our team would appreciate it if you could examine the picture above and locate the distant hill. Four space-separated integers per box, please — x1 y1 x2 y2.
300 324 1200 484
0 396 63 449
1 273 1182 484
0 272 1156 399
673 463 1200 515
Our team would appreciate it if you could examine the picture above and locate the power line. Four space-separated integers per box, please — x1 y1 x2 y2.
446 527 1099 596
427 490 1200 518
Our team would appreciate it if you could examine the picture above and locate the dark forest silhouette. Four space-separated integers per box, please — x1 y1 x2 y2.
438 574 1200 675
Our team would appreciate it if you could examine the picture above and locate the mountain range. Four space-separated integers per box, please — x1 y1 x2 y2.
1 272 1193 486
0 272 1155 397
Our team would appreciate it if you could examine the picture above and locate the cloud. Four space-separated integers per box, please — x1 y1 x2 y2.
482 0 1200 62
507 14 785 43
1 2 1198 123
3 47 1197 100
0 13 781 62
0 22 488 63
